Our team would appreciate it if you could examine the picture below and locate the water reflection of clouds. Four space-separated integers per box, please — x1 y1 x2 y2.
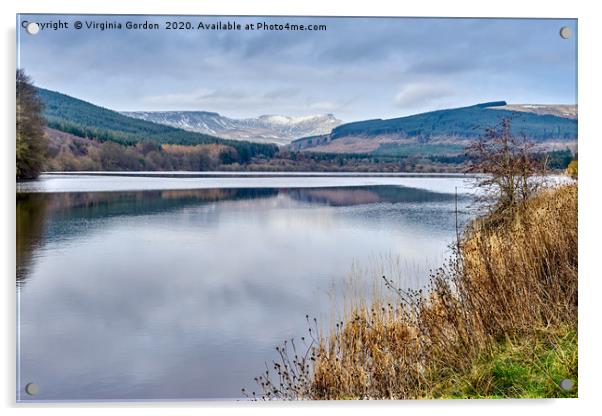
18 185 471 400
20 238 313 399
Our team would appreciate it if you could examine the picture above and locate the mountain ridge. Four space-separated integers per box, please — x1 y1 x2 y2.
121 111 342 146
289 101 577 155
35 86 577 163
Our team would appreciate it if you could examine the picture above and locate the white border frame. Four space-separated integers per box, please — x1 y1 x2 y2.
2 1 599 415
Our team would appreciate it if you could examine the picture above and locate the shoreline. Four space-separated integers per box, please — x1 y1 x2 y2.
39 171 477 179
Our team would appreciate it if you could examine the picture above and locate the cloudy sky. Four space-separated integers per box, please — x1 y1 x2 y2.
18 15 577 121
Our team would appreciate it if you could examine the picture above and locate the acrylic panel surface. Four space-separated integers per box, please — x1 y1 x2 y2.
16 15 577 401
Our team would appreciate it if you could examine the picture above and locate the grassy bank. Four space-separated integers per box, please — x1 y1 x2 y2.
251 183 577 400
428 325 577 399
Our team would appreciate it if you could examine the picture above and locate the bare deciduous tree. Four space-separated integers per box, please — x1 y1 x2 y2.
466 118 546 220
17 69 47 179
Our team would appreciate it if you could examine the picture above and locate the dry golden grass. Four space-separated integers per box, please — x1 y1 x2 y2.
249 183 577 400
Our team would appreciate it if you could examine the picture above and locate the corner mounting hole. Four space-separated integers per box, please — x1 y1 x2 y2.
26 22 40 35
25 382 39 396
559 378 574 391
559 26 572 39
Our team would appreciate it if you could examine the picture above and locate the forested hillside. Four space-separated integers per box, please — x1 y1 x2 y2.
291 101 578 154
36 88 278 163
329 101 576 140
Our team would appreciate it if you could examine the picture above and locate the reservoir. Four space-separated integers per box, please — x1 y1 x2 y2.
16 173 475 401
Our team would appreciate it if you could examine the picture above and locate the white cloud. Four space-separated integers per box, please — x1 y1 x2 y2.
393 82 455 110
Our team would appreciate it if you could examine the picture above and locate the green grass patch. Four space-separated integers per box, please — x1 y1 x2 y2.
430 326 578 399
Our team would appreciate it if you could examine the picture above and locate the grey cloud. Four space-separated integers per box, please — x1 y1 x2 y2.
18 15 577 120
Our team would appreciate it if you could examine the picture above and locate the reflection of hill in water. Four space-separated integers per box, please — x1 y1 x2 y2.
16 185 460 285
17 193 48 284
41 188 278 220
16 188 277 285
284 186 459 206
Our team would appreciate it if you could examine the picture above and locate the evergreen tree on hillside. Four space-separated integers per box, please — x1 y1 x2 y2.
16 69 47 179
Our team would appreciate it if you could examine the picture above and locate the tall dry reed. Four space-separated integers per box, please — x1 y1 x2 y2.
248 183 577 400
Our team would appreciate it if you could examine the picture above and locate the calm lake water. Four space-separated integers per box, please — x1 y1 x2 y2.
17 173 475 401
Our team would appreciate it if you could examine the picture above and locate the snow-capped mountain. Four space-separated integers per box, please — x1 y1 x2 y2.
121 111 343 145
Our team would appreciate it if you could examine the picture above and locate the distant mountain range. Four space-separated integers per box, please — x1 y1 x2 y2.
121 111 342 145
35 86 577 163
290 101 577 155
